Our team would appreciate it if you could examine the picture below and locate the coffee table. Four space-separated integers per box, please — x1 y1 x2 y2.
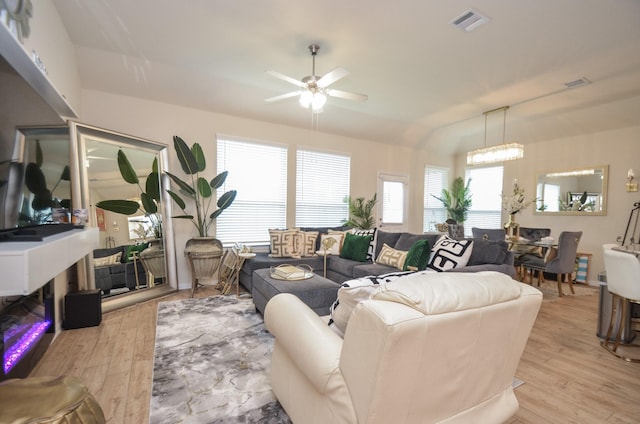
252 268 340 316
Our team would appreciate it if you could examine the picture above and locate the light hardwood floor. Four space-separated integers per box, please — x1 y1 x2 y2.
31 284 640 424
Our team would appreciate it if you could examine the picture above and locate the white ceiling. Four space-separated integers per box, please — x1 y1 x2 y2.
52 0 640 155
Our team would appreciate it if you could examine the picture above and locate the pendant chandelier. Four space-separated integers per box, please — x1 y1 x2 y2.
466 106 524 166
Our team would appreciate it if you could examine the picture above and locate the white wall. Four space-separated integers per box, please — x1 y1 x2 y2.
80 89 423 289
21 0 81 114
456 125 640 284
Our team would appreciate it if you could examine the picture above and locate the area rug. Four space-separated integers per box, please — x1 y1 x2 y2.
150 295 291 424
533 280 597 302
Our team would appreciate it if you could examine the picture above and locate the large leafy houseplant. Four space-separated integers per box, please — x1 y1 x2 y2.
165 136 237 238
21 140 71 225
343 193 377 229
432 177 472 224
95 150 162 238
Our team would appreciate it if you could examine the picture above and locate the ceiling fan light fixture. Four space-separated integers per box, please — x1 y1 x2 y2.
299 90 313 108
466 106 524 166
311 92 327 111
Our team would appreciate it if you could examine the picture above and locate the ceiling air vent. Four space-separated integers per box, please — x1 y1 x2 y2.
452 9 490 32
564 77 591 89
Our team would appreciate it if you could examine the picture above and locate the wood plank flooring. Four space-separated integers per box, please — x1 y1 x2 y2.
31 284 640 423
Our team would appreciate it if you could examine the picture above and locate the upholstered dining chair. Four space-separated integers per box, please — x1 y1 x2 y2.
512 227 551 281
471 227 506 241
601 245 640 362
522 231 582 296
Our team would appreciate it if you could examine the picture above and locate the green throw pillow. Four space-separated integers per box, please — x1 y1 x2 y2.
125 243 149 262
404 239 431 271
340 233 372 262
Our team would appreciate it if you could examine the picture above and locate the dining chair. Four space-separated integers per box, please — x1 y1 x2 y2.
512 227 551 280
471 227 505 241
601 245 640 362
522 231 582 296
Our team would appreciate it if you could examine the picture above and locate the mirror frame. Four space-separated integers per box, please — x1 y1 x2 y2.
534 165 609 216
69 122 178 299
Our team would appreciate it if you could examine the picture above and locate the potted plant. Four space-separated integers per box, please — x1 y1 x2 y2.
95 150 165 278
165 135 237 285
343 193 377 229
432 177 472 238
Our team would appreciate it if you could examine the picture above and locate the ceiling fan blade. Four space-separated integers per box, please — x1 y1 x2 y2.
266 70 306 88
317 67 349 88
327 89 368 102
265 91 301 103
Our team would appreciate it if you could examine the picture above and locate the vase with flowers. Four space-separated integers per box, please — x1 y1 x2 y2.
501 179 535 241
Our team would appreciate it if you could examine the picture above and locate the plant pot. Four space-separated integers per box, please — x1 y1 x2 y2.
185 237 224 280
140 238 166 278
448 224 465 239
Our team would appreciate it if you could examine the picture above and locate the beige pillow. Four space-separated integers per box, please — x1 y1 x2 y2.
269 229 301 258
297 231 319 257
320 233 343 255
93 251 122 267
328 230 350 252
375 243 408 270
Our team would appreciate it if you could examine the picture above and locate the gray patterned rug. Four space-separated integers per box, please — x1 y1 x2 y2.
150 295 291 423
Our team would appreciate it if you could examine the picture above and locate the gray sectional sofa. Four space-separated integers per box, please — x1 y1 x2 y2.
239 229 515 293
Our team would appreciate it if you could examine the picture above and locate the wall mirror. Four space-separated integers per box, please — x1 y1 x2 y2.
535 165 608 216
70 122 177 304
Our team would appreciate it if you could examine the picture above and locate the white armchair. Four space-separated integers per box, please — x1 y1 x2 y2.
264 271 542 424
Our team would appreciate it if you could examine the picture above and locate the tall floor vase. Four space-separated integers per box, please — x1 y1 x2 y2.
504 214 520 241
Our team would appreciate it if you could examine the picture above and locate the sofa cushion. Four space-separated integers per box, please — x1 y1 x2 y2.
467 239 508 266
269 229 301 258
350 228 377 260
375 243 408 270
340 232 372 262
395 232 436 252
374 271 522 315
320 233 343 255
428 235 473 272
352 263 400 278
93 251 122 267
300 225 351 250
404 239 431 271
297 231 319 257
374 230 402 259
327 256 364 279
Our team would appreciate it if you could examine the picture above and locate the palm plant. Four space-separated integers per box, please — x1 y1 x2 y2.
95 150 162 238
432 177 472 224
343 193 377 229
165 136 236 237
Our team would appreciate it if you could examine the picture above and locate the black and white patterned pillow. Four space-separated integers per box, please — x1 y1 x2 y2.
328 269 415 336
351 228 377 261
427 235 474 272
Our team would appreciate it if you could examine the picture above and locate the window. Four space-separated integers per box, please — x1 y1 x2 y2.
216 136 287 245
296 149 350 227
379 173 408 231
423 166 448 232
537 183 560 212
464 166 504 236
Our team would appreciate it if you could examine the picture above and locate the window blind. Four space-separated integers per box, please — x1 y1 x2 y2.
295 149 350 227
216 137 287 245
464 165 504 237
423 166 448 232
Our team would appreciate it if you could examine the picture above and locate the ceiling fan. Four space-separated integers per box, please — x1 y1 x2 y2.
265 44 368 113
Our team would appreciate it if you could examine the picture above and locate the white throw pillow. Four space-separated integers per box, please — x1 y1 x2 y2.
427 235 474 272
329 279 382 337
320 233 343 255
